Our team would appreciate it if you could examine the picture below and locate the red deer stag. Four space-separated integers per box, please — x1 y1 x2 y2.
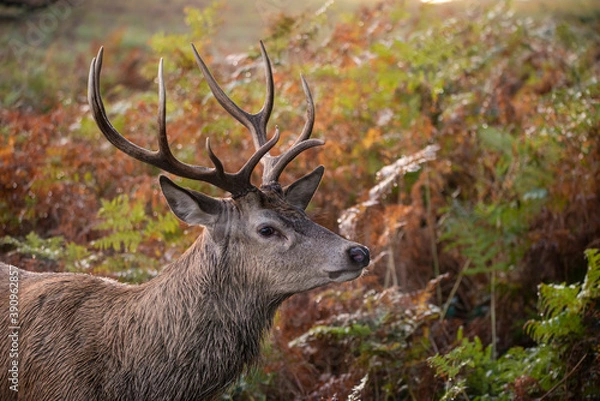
0 42 370 401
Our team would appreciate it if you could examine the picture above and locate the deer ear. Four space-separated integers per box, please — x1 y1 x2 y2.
159 175 223 226
283 166 324 210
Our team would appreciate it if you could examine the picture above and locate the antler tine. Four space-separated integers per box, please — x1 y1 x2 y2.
157 58 174 158
296 75 315 144
88 48 169 167
261 74 324 185
191 41 274 150
88 47 278 196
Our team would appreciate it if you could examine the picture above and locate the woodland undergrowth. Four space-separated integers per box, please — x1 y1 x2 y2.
1 0 599 399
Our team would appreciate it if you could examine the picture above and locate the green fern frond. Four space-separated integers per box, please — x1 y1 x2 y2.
525 248 599 344
538 283 581 319
581 248 600 299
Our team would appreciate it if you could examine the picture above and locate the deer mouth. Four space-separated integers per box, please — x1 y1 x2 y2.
327 267 365 282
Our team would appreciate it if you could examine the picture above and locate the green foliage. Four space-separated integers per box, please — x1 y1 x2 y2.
93 195 147 253
0 232 92 271
93 194 180 253
525 249 600 345
148 2 225 72
431 249 600 400
581 249 600 299
442 123 555 274
221 367 273 401
63 241 95 272
429 331 496 400
0 232 64 262
89 194 182 282
93 253 159 283
429 331 560 400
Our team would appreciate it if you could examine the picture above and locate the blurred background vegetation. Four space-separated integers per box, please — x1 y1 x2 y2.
1 0 599 399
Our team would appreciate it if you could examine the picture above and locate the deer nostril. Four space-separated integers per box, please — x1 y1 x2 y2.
348 246 370 268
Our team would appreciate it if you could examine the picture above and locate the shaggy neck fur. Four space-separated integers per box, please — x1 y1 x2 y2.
101 233 286 401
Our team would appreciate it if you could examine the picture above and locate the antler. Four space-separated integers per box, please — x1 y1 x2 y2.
191 41 324 186
88 43 321 197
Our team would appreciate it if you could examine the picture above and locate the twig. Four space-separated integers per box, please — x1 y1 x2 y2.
490 268 497 360
539 354 587 400
440 259 471 320
425 167 442 305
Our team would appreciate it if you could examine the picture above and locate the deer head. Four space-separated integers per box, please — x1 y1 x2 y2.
87 42 370 297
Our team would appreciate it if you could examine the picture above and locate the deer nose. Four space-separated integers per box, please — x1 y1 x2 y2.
348 245 370 268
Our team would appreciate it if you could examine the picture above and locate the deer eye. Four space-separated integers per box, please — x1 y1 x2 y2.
258 226 276 238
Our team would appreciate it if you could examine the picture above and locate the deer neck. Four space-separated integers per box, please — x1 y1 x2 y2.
165 231 286 321
126 233 285 397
